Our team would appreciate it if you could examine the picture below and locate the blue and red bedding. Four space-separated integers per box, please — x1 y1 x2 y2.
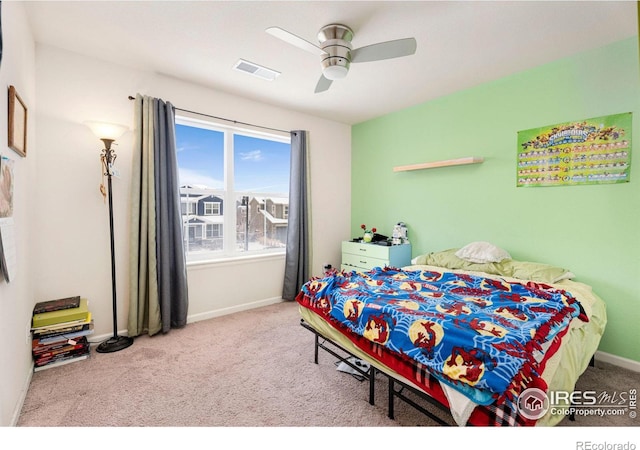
296 266 588 421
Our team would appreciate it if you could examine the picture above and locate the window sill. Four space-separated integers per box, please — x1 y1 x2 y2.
186 251 286 270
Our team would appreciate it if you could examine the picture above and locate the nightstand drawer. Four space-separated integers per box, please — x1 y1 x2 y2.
341 241 412 272
342 253 388 271
342 241 391 260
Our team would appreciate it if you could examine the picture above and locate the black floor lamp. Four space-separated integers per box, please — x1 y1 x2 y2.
87 122 134 353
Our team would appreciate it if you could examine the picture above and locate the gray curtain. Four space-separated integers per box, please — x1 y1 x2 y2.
129 94 189 336
282 130 311 301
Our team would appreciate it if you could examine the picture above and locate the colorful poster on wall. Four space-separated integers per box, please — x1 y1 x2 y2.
517 112 631 187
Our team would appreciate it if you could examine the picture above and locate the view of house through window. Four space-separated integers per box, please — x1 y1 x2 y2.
175 117 291 262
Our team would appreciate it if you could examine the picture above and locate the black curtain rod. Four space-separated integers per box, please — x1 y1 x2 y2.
127 95 290 134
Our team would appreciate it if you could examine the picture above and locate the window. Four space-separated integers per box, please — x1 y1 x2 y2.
175 117 291 262
206 223 222 238
181 202 196 215
204 202 220 215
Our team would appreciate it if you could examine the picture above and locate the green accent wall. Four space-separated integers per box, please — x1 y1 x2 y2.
352 37 640 362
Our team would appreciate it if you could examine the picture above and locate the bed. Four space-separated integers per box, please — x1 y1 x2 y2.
295 243 607 426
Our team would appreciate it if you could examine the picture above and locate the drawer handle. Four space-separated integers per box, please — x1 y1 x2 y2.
359 248 367 252
360 260 367 264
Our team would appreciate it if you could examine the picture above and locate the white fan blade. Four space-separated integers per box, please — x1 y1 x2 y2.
314 75 333 93
266 27 326 56
351 38 417 63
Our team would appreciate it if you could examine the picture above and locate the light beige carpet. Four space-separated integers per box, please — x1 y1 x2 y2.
17 301 638 428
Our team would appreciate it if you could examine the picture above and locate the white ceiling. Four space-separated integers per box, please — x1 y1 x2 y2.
23 1 638 125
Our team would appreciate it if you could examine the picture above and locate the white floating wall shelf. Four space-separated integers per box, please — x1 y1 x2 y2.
393 156 484 172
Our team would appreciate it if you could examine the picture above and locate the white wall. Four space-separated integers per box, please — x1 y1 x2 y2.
33 46 351 344
0 2 37 426
0 15 350 424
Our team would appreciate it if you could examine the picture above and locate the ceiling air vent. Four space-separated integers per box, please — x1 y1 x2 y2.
233 59 280 81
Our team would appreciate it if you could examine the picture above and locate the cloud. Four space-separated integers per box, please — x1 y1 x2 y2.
239 150 264 161
178 168 223 189
176 143 200 153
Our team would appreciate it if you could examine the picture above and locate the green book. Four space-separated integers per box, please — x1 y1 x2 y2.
32 298 89 328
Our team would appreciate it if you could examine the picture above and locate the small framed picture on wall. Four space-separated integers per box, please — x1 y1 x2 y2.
8 85 27 158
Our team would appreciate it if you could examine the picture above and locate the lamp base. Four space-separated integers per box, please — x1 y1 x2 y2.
96 335 134 353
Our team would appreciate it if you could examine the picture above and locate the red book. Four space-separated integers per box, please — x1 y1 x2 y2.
33 296 80 314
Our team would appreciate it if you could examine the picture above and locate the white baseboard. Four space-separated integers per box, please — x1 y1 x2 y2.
88 297 286 345
595 350 640 373
11 361 34 426
186 297 284 323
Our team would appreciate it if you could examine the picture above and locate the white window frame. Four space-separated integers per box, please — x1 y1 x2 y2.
175 115 291 263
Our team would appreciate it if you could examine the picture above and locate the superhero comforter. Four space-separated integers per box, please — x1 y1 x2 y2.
297 266 588 406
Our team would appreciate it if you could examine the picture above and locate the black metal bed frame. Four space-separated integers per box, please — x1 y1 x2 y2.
300 318 451 425
300 318 595 426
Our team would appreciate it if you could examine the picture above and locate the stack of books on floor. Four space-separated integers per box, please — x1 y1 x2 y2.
31 296 93 372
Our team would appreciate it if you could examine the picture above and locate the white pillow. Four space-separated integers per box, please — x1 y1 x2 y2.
455 241 511 264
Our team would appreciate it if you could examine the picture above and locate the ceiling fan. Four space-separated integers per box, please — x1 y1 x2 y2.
266 24 417 93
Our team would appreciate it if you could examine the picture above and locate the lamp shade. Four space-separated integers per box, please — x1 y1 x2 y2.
85 121 129 141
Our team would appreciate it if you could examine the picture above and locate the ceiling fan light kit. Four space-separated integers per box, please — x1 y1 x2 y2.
322 64 349 80
266 22 417 93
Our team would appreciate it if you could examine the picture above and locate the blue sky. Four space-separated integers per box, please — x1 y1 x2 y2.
175 124 290 194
